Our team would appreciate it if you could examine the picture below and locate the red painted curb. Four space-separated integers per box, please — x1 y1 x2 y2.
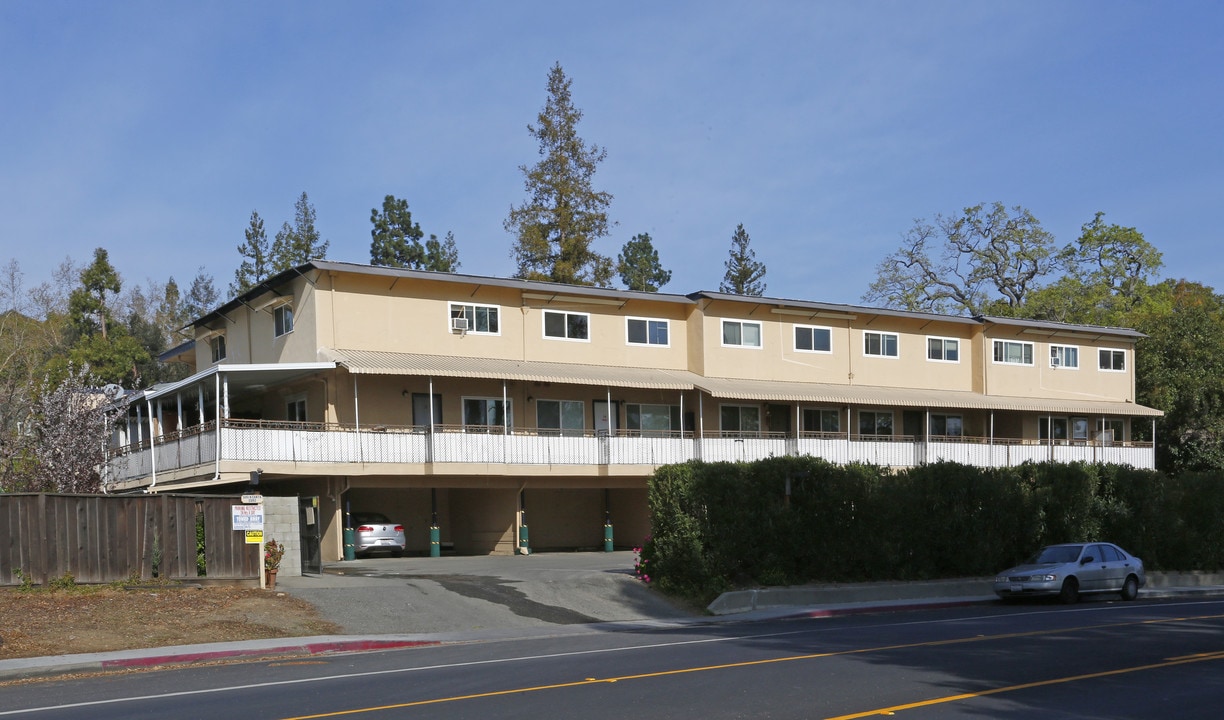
101 639 440 670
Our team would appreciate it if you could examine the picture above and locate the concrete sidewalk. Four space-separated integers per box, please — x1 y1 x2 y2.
3 564 1222 683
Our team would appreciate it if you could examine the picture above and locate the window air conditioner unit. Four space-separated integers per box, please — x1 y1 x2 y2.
451 317 469 332
1050 357 1061 367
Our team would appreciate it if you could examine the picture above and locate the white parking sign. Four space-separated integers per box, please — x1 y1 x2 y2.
232 504 265 531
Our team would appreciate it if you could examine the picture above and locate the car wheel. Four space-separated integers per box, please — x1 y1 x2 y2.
1059 577 1080 604
1120 575 1139 601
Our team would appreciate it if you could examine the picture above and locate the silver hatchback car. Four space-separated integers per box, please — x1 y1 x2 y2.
351 512 407 557
994 542 1145 604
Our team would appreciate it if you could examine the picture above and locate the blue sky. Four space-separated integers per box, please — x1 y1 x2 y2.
2 1 1221 309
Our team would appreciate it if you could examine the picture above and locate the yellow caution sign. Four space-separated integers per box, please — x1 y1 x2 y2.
245 530 263 544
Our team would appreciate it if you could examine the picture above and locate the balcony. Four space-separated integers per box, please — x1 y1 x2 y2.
104 419 1156 488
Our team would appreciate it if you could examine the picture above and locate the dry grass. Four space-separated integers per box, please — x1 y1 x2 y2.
0 584 340 660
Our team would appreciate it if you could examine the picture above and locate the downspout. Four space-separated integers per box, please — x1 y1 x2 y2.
606 388 612 434
679 392 684 438
146 397 158 493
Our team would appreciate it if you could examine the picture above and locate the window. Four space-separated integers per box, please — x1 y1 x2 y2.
794 325 832 353
930 414 963 437
544 310 589 341
1098 418 1125 443
209 335 227 363
462 398 512 431
450 303 499 334
627 404 681 436
993 340 1033 365
863 331 899 358
722 320 762 348
1099 349 1126 371
286 394 307 423
536 399 585 436
1040 417 1068 441
858 410 893 436
1071 417 1090 441
719 405 761 435
627 317 669 346
274 305 294 337
927 337 959 362
1050 344 1079 368
801 408 840 434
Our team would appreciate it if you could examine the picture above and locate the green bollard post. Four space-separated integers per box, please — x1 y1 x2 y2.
343 527 355 561
604 523 614 552
429 525 440 558
518 524 530 555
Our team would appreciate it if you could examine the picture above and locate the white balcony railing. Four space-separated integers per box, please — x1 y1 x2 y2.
104 420 1157 486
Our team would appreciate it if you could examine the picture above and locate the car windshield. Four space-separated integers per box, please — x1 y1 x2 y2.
1027 545 1084 564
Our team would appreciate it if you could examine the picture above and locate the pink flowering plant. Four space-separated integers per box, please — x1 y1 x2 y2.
264 539 285 571
633 536 655 584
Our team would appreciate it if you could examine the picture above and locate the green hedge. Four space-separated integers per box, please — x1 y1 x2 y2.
642 458 1224 603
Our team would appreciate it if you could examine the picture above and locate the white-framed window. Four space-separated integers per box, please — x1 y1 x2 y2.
1099 348 1126 371
795 325 832 353
930 414 963 437
858 410 893 436
450 303 500 334
719 404 761 434
627 403 681 436
722 320 762 348
927 337 959 362
1071 416 1090 441
286 393 307 422
863 331 899 358
274 305 294 337
1098 418 1125 444
627 317 669 346
209 335 227 363
543 310 590 341
462 397 512 431
536 399 584 436
993 339 1033 365
1050 344 1079 368
801 407 840 434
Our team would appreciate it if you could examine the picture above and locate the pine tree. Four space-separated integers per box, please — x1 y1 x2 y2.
720 224 767 296
232 211 271 295
505 63 614 286
423 231 461 272
271 192 329 273
617 233 671 292
369 195 426 268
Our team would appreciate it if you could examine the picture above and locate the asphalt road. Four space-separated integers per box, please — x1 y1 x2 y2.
5 596 1224 719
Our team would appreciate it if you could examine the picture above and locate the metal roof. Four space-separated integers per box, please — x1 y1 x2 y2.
324 348 703 390
692 375 1163 416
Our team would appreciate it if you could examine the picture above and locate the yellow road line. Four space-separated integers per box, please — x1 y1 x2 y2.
825 650 1224 719
279 612 1224 720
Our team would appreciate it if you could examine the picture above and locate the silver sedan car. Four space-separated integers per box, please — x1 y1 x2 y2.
994 542 1145 604
351 511 407 557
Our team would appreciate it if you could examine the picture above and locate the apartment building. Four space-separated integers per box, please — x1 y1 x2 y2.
106 261 1161 559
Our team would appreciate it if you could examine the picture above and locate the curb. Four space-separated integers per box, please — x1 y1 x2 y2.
0 638 438 682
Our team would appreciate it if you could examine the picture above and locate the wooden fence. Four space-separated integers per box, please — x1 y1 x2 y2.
0 493 259 586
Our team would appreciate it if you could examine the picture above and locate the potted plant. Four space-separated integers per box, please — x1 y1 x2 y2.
264 538 285 589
